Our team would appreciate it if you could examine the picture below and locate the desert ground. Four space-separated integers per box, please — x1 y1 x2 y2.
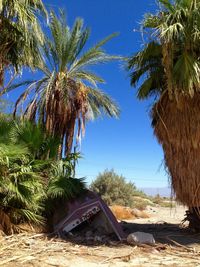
1 204 200 267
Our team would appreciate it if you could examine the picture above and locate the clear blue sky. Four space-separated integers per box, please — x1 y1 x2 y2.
9 0 170 189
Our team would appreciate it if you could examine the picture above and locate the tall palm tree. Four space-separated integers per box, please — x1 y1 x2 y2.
128 0 200 229
13 11 120 157
0 0 47 90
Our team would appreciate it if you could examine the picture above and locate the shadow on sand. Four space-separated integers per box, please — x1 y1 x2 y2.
59 220 200 250
121 221 200 247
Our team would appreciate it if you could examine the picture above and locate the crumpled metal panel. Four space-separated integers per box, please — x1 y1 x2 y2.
54 191 125 241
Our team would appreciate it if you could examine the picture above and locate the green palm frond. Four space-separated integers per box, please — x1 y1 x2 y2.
8 120 60 160
15 208 45 225
0 115 14 143
0 143 29 161
0 0 47 87
136 73 164 99
5 80 37 93
128 41 164 99
0 155 45 226
128 0 200 100
173 52 200 96
159 0 175 12
11 121 45 154
47 176 86 199
87 88 120 118
47 159 86 201
71 71 105 87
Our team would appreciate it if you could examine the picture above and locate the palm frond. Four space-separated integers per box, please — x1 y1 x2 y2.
15 208 45 225
87 88 120 118
128 41 164 98
47 176 86 199
71 70 105 87
0 0 47 86
47 159 86 200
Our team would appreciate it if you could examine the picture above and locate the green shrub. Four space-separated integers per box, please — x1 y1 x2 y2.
132 196 154 210
90 169 140 207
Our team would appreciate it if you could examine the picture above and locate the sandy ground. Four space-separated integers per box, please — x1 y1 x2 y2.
133 204 186 224
1 205 200 267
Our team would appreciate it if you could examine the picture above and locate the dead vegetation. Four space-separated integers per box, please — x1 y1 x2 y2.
110 205 150 220
1 230 200 267
153 94 200 208
0 205 200 266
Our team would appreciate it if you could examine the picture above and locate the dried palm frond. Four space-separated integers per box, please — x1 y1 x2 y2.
0 209 17 235
153 93 200 207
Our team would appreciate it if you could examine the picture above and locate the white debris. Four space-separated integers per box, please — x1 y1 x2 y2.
127 231 155 245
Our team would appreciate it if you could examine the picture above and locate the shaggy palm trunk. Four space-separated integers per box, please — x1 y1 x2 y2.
184 208 200 232
152 93 200 230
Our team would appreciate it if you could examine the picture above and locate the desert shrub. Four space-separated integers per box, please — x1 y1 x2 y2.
90 169 139 207
152 195 175 207
152 194 162 205
132 197 152 210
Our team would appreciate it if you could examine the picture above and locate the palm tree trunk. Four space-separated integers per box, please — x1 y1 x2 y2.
65 115 76 156
185 208 200 232
152 93 200 231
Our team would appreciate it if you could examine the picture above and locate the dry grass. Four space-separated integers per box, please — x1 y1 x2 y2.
1 232 200 266
110 205 150 220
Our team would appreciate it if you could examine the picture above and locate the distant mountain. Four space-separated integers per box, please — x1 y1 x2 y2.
141 187 172 197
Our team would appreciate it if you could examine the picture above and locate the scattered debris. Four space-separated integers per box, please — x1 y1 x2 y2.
0 232 200 267
127 232 155 245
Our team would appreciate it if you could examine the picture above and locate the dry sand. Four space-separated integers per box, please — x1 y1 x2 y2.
133 204 186 224
1 205 200 267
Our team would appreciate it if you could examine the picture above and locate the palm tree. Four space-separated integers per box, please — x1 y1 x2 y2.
0 0 47 90
128 0 200 229
13 11 120 157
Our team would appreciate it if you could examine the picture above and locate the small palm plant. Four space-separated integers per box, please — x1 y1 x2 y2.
0 116 46 233
45 158 86 229
0 116 86 234
47 159 85 199
0 156 45 233
13 11 120 157
11 120 61 160
0 144 44 233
